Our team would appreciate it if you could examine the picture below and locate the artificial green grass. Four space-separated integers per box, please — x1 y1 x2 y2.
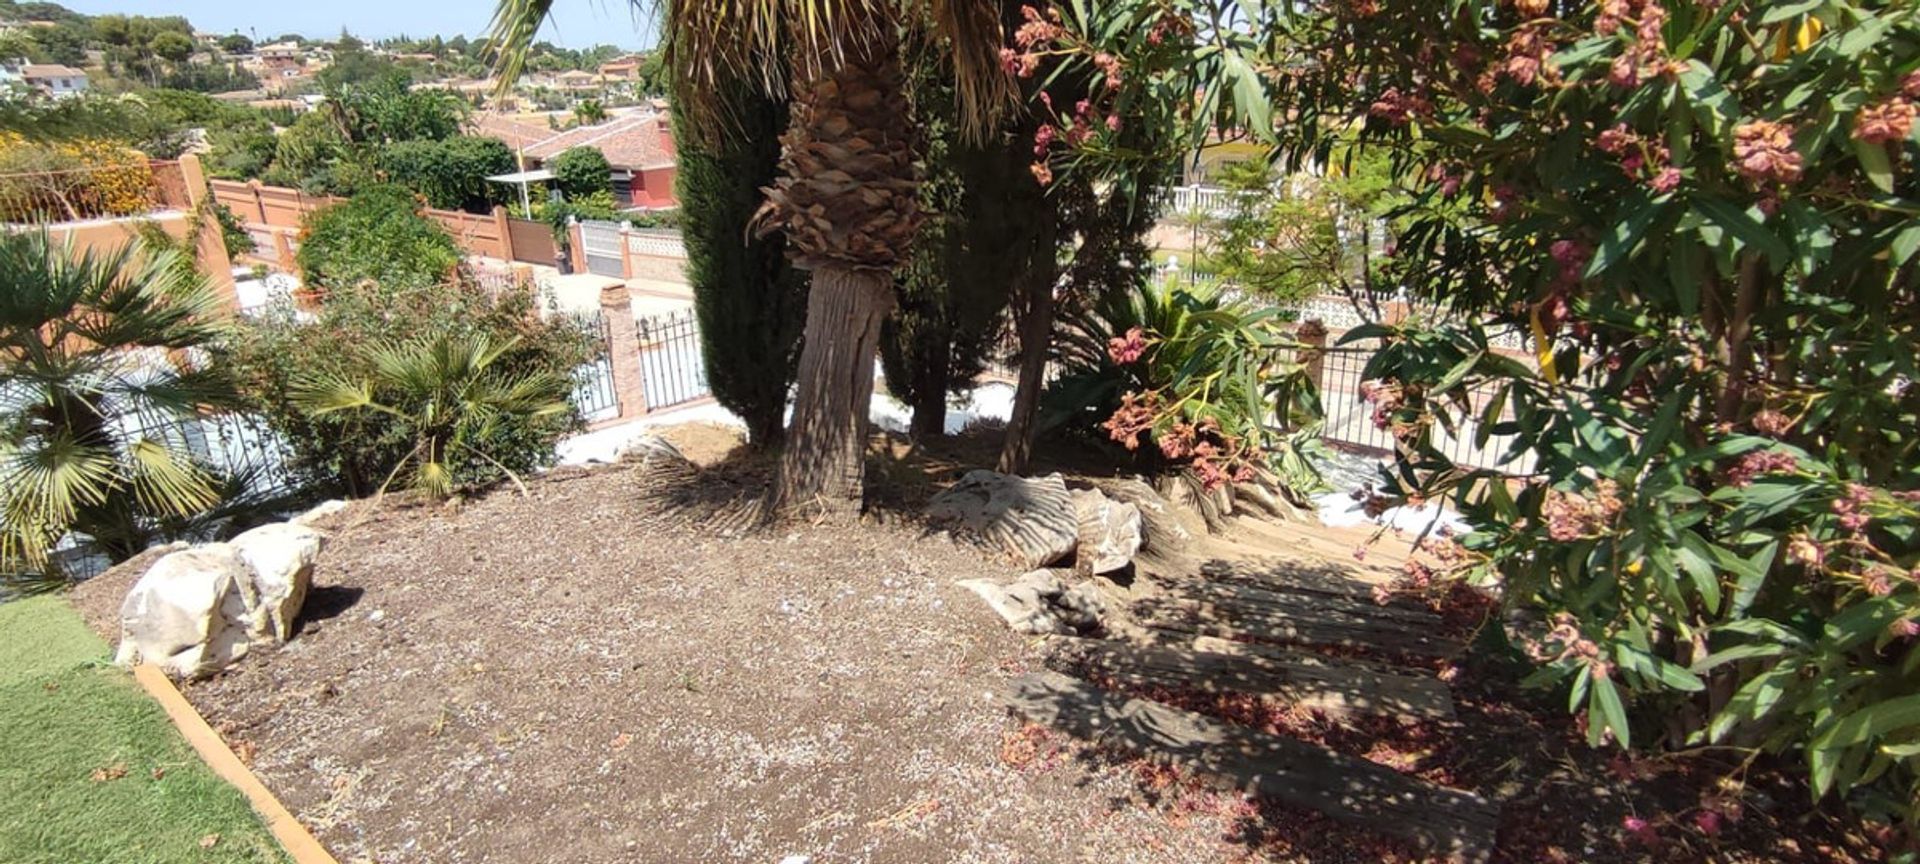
0 596 287 864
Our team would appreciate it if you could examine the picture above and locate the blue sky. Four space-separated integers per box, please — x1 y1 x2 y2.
58 0 658 50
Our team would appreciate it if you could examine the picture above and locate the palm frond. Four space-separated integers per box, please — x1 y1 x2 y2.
125 436 220 518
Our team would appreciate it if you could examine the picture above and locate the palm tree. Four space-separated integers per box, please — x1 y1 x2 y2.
573 97 609 126
488 0 1013 516
295 333 574 499
0 233 232 575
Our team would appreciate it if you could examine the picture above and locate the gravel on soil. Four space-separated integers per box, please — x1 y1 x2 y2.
73 438 1280 864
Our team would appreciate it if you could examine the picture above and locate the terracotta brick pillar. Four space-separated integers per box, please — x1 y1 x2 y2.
599 284 647 418
178 154 238 309
1296 318 1328 390
568 220 587 274
273 231 297 274
492 205 516 262
618 221 635 280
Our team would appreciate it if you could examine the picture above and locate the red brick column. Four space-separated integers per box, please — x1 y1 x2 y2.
179 154 238 309
599 284 647 420
1296 318 1328 389
492 205 516 262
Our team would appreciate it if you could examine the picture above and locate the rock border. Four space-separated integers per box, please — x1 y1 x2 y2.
131 663 341 864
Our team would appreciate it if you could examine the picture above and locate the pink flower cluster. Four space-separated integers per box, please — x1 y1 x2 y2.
1496 24 1560 88
1722 449 1798 487
1854 97 1917 145
1831 483 1874 534
1106 326 1148 364
1732 119 1804 186
1368 86 1431 126
1541 480 1624 541
1750 408 1792 438
1101 390 1161 448
1596 124 1681 193
1358 379 1405 432
1599 0 1670 89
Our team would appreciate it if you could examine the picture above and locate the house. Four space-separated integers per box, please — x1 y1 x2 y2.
471 108 679 210
11 63 88 99
257 41 301 61
596 54 642 81
554 70 598 91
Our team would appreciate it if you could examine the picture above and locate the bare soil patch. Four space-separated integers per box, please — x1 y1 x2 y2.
65 424 1893 863
79 448 1281 864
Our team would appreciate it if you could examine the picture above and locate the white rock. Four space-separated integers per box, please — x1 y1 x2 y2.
229 522 325 642
289 499 348 528
1070 489 1143 574
115 544 254 679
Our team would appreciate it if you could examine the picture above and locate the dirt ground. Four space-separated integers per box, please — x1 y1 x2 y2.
68 424 1893 864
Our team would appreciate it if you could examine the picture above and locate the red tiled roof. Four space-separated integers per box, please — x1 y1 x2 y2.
470 110 677 172
468 114 558 151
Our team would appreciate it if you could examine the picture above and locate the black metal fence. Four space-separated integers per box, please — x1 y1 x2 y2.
636 310 709 411
570 311 621 423
1318 340 1537 473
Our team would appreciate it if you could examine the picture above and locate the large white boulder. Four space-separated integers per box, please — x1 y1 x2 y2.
1070 489 1143 574
115 544 255 679
229 522 325 642
927 470 1078 569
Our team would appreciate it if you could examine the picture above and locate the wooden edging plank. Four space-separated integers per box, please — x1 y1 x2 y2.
1045 635 1455 721
1007 670 1497 863
132 664 341 864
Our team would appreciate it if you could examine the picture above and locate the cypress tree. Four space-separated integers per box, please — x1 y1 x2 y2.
671 77 808 448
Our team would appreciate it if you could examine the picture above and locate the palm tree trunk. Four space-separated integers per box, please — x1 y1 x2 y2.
997 212 1058 474
909 356 950 439
777 265 894 513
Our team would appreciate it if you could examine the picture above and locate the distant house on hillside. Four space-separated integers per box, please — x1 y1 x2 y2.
554 70 598 91
472 109 679 211
596 55 642 81
0 62 88 98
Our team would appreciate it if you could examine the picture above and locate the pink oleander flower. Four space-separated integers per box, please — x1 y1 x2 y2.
1106 326 1148 364
1649 166 1682 193
1028 160 1053 186
1854 98 1917 145
1906 70 1920 98
1032 124 1055 156
1105 114 1122 132
1724 449 1798 487
1733 120 1803 185
1596 124 1635 155
1786 535 1825 569
1609 54 1641 88
1891 618 1920 639
1693 810 1723 837
1550 239 1591 282
1751 408 1792 437
1093 52 1122 91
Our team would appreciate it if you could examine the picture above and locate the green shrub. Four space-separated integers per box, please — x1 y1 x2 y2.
295 185 461 292
548 146 610 200
226 279 594 498
374 135 515 213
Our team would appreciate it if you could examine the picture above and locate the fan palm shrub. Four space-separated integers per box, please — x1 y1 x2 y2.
0 232 232 577
489 0 1014 515
227 278 594 499
294 333 575 499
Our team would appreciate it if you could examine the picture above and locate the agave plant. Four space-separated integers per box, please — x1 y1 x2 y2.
295 333 574 499
488 0 1013 515
0 232 233 576
1047 276 1327 527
